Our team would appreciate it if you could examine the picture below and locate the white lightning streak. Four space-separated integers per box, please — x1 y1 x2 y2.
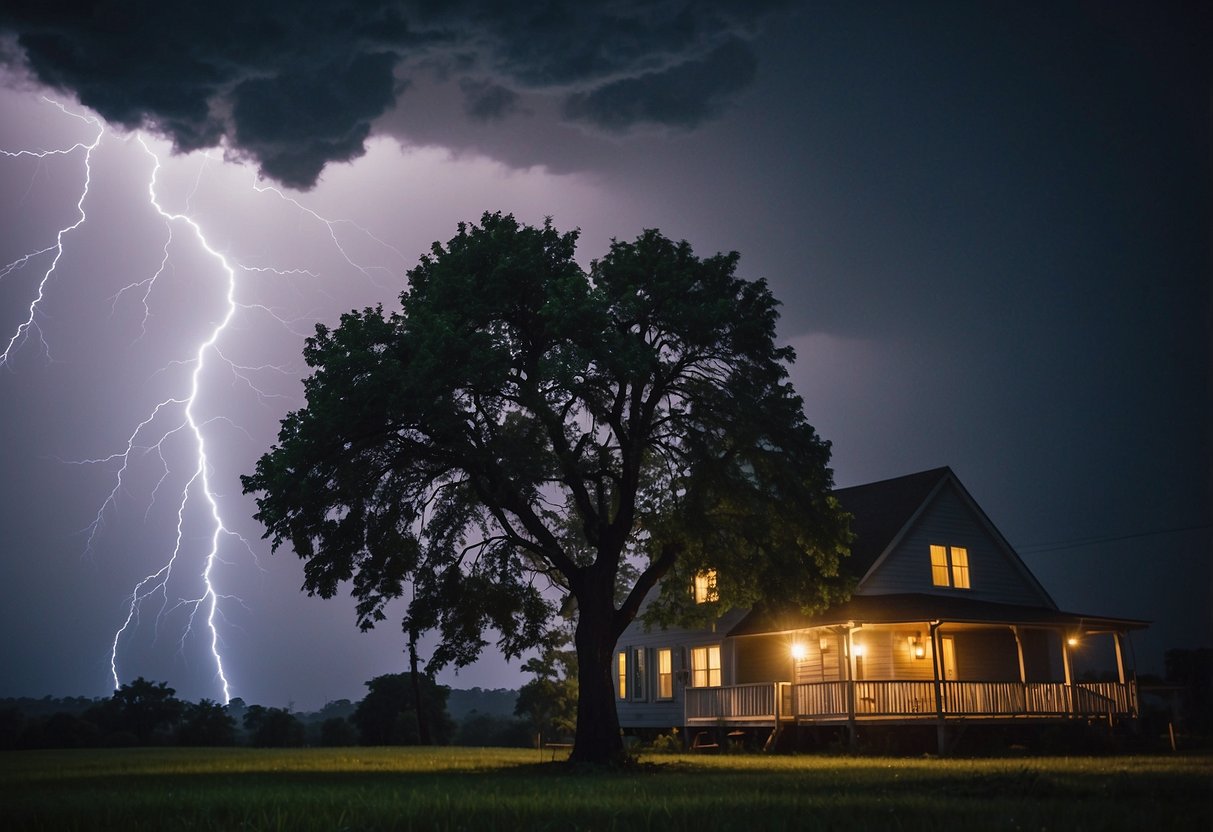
4 99 406 705
104 135 244 701
0 101 103 367
252 177 408 288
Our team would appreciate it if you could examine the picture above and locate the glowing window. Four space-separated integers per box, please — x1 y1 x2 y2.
616 651 627 700
691 645 721 688
693 569 718 604
950 547 970 588
632 647 647 701
657 648 674 700
930 545 950 586
930 545 971 589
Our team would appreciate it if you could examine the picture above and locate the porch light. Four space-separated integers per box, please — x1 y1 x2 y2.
791 643 808 661
909 634 926 659
852 643 864 658
1067 635 1080 647
819 636 830 652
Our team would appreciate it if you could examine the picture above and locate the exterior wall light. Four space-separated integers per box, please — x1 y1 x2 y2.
1067 635 1080 647
819 635 830 653
852 643 864 658
909 633 926 659
791 643 808 661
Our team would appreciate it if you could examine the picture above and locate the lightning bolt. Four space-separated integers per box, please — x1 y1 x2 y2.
3 98 406 704
98 135 244 701
0 100 103 367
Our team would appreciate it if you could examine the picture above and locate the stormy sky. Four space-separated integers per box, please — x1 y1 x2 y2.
0 1 1207 709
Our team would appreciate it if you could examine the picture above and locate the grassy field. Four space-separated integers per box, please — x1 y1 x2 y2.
1 747 1208 831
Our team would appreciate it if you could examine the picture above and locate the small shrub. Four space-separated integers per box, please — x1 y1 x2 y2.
645 729 682 754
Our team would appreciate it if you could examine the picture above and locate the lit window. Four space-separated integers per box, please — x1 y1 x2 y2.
632 647 647 701
693 569 718 604
930 545 950 586
617 651 627 699
950 547 970 588
657 648 674 700
691 645 721 687
930 545 971 589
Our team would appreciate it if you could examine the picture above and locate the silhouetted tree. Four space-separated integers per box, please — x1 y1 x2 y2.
178 699 237 746
1166 648 1213 734
318 716 358 746
453 712 531 747
0 707 24 749
111 678 183 744
243 706 306 747
352 673 454 746
515 630 578 742
243 213 851 763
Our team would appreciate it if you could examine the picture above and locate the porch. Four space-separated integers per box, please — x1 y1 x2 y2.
684 679 1138 726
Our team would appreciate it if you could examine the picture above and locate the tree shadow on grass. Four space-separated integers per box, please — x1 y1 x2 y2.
4 752 1210 831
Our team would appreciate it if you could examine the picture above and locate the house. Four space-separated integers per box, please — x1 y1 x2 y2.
614 467 1147 750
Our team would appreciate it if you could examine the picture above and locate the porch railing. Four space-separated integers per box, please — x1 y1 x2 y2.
685 679 1138 723
684 682 778 721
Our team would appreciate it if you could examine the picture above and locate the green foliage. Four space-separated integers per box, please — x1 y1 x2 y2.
351 673 455 746
644 728 684 754
452 712 532 748
514 629 578 741
316 717 357 746
108 677 184 745
242 706 305 748
178 699 237 747
242 213 852 761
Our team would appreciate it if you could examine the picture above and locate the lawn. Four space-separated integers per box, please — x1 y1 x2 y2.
1 747 1208 831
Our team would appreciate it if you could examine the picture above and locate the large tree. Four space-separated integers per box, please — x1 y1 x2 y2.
242 213 850 763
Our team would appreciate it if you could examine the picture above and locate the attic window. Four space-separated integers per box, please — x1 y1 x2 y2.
692 569 718 604
930 545 971 589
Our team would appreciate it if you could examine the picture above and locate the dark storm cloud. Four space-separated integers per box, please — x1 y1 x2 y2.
0 0 786 188
562 37 757 131
458 78 520 121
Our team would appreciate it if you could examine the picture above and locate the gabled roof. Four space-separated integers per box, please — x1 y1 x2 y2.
832 466 952 579
729 593 1149 636
832 465 1056 607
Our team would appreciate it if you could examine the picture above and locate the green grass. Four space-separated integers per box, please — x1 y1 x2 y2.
1 747 1208 831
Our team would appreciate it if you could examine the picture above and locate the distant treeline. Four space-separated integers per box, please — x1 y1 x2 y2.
0 676 549 751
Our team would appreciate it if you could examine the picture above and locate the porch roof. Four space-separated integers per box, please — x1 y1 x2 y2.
728 592 1149 636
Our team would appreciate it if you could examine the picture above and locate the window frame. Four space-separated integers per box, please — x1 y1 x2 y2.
690 644 722 688
631 647 648 701
616 650 627 700
950 546 970 588
929 544 972 589
656 648 674 700
930 544 950 586
692 569 719 604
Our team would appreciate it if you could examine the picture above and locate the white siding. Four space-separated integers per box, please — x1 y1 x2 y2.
858 481 1051 606
615 607 748 729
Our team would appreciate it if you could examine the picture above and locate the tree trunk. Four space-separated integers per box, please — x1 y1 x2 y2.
569 597 626 764
408 627 431 746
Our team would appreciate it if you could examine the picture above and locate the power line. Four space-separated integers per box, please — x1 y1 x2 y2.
1017 523 1211 555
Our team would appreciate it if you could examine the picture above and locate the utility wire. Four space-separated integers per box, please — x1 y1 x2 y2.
1017 523 1211 554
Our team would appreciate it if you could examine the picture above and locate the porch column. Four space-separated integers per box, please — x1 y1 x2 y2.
1011 626 1028 715
844 626 856 750
1113 632 1126 685
1011 626 1027 682
929 621 946 754
1113 631 1136 718
1061 631 1074 716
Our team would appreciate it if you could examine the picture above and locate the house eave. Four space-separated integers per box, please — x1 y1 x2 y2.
727 592 1149 637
